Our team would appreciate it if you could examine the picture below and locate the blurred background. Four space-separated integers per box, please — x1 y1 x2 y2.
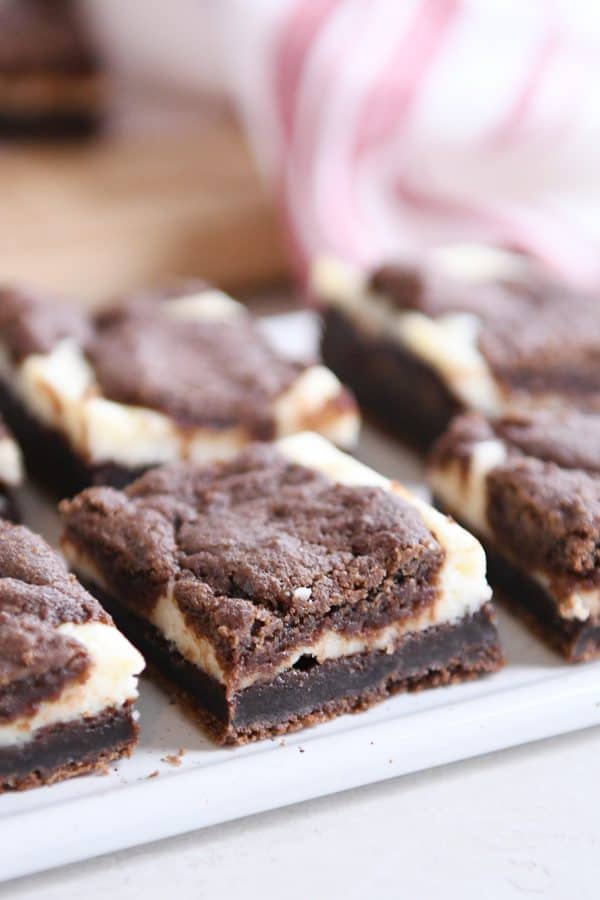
2 0 600 307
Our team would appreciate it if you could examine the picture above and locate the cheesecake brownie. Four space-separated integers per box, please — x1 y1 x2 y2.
0 520 143 791
0 417 22 521
61 432 502 745
0 284 358 496
429 410 600 661
315 247 600 449
0 0 103 139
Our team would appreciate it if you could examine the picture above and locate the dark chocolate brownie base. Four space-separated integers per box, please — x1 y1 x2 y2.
321 308 463 451
0 110 100 141
0 380 147 496
0 485 19 522
83 580 502 745
0 704 138 792
434 498 600 662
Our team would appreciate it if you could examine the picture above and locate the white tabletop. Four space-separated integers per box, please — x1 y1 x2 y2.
6 725 598 899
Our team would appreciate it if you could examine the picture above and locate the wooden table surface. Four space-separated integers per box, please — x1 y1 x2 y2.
0 101 289 306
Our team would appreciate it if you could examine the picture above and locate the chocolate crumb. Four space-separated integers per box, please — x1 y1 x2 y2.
161 749 184 767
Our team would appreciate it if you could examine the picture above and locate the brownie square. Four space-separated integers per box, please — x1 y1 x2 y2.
429 409 600 661
0 284 358 496
0 0 103 139
0 520 144 792
61 432 502 745
314 250 600 449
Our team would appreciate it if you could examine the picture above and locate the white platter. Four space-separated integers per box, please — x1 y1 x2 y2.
1 311 600 883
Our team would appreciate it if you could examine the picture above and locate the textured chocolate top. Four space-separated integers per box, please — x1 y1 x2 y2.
0 520 109 725
0 0 99 74
429 412 496 472
0 288 89 362
496 411 600 474
370 265 600 403
487 460 600 579
431 410 600 581
0 286 309 440
87 298 304 437
61 446 444 677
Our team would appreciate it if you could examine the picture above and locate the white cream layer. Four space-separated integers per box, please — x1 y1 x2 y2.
0 435 22 487
429 435 600 622
64 432 492 690
428 438 508 540
312 252 511 416
0 621 145 747
0 292 359 469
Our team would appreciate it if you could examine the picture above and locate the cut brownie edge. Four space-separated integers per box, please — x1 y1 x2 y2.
316 254 600 452
429 411 600 660
0 379 147 495
0 288 359 494
80 578 502 745
61 434 499 743
0 703 138 793
0 519 144 791
321 307 463 450
0 486 19 522
434 497 600 662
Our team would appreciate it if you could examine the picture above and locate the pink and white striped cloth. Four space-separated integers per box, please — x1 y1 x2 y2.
227 0 600 289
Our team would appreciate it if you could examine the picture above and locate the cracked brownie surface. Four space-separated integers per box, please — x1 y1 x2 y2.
495 410 600 474
0 521 109 725
61 445 445 675
487 459 600 579
370 265 600 402
0 288 89 362
0 286 329 441
87 301 303 437
432 410 600 581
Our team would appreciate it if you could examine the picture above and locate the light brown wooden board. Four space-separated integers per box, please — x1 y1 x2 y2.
0 115 288 305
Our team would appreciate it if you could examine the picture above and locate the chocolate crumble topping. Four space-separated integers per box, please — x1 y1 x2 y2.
0 284 318 442
369 264 600 404
0 288 89 363
487 459 600 579
61 445 445 677
429 412 496 472
86 299 304 437
496 410 600 474
0 520 110 724
431 410 600 584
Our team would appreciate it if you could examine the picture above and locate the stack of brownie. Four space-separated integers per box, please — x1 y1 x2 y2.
0 520 144 791
0 284 359 495
0 0 103 139
429 411 600 661
4 248 598 792
314 249 600 447
60 433 502 744
314 247 600 661
0 277 507 788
